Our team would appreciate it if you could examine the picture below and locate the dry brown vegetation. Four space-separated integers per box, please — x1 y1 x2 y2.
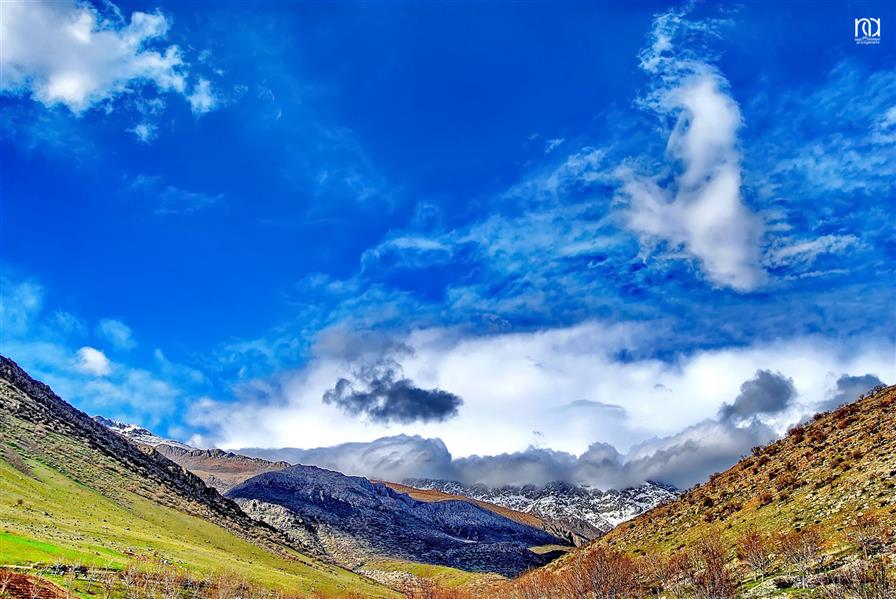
0 561 381 599
403 385 896 598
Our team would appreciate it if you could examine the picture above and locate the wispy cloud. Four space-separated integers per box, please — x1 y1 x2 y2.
96 318 136 351
127 174 223 215
620 8 765 292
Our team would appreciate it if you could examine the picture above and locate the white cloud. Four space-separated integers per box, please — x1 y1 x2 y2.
544 137 565 153
97 318 136 351
127 174 223 215
621 11 765 292
187 78 218 114
128 122 158 143
0 0 217 118
1 272 208 428
75 346 112 376
198 322 894 468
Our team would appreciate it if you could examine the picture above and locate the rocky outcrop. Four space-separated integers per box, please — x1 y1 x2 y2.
226 464 568 576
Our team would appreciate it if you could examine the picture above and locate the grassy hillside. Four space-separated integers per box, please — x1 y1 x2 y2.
598 384 896 558
485 384 896 598
0 355 397 598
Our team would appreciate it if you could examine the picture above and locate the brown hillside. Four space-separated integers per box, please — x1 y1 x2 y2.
156 444 291 492
474 384 896 598
592 384 896 558
377 480 548 531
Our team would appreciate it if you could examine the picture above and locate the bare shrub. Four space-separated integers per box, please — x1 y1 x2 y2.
777 527 821 584
821 558 896 599
736 529 773 578
661 550 696 599
848 513 889 558
689 537 737 599
635 551 666 597
582 546 637 598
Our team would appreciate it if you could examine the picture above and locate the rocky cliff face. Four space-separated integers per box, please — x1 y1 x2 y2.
404 479 677 542
226 464 568 576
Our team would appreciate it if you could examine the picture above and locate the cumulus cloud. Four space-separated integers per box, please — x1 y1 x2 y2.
323 363 463 424
75 346 112 376
1 272 209 429
620 9 765 291
97 318 135 351
187 79 218 114
0 0 217 117
201 321 893 486
822 373 886 411
244 435 456 484
718 369 795 422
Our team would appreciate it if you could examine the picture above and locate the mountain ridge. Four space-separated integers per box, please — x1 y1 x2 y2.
403 478 677 544
0 354 397 597
225 462 569 577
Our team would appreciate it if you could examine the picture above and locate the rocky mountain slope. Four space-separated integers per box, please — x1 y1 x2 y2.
377 481 556 537
499 384 896 598
0 355 395 597
594 384 896 557
226 464 569 577
92 415 194 449
155 444 291 492
404 478 677 544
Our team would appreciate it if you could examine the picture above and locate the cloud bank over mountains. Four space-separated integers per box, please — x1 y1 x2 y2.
215 321 890 489
242 372 880 490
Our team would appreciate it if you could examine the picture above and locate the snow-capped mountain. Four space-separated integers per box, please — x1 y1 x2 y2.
403 479 677 542
92 415 193 450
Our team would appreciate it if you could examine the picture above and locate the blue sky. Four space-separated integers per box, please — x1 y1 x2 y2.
1 1 894 487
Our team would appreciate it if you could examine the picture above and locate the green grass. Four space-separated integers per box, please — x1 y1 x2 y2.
0 458 397 597
364 558 497 589
529 544 572 555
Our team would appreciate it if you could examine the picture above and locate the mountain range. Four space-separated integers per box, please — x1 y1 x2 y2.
101 421 674 548
403 478 677 544
226 464 564 577
3 353 893 598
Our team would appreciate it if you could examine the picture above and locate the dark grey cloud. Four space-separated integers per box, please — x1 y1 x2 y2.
323 363 462 424
718 369 796 422
621 419 775 489
822 373 885 410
